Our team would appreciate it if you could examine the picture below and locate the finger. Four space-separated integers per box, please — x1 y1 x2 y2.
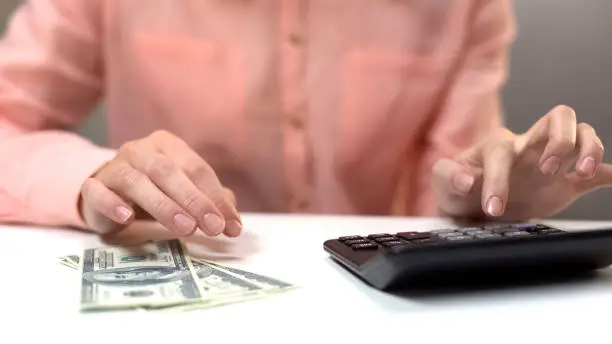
221 187 242 237
99 161 198 236
481 138 516 217
81 177 134 234
574 163 612 192
184 164 243 237
430 158 484 219
538 105 578 175
574 122 604 179
151 132 243 235
223 187 237 207
130 150 228 236
431 158 476 197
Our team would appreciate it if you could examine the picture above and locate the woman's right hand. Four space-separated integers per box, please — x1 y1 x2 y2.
78 130 241 237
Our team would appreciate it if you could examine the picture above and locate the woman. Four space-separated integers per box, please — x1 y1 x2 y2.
0 0 609 238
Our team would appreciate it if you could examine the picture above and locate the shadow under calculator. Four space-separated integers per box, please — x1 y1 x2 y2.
377 263 612 299
327 257 612 300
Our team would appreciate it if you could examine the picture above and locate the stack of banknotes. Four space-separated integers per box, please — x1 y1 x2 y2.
58 239 296 312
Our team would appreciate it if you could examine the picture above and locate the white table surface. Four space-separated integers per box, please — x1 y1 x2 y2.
2 213 611 343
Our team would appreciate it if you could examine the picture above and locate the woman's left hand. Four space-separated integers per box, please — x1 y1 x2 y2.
431 105 612 222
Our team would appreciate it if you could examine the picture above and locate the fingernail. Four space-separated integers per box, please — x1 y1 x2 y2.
225 219 243 237
453 173 475 193
486 196 503 217
116 206 133 223
173 213 196 235
203 213 225 235
578 156 596 176
541 156 561 175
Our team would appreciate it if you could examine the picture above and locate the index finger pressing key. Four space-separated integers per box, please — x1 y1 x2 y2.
481 139 515 217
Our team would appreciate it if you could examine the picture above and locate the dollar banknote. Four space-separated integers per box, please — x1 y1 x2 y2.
153 260 269 312
63 256 295 293
191 259 265 298
58 256 77 269
65 255 80 266
61 242 296 312
79 239 203 311
201 260 296 293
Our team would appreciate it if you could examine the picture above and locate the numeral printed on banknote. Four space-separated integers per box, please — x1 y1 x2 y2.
79 239 203 311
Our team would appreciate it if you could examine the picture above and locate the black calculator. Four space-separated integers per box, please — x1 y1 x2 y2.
323 223 612 290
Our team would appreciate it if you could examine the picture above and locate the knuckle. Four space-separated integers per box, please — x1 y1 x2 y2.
152 196 173 217
495 127 514 138
184 161 213 179
430 158 454 180
147 157 176 179
80 178 96 198
431 159 446 174
548 138 575 155
490 139 515 157
208 190 229 209
181 191 204 213
553 104 577 121
577 122 595 134
150 130 174 142
113 162 140 189
118 141 139 157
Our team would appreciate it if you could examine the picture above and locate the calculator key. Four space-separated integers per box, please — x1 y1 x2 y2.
503 231 531 237
445 235 473 241
474 233 503 239
351 243 378 250
430 229 457 234
397 232 431 240
382 240 405 247
484 223 512 229
367 233 391 239
461 227 485 233
510 223 536 229
412 238 439 245
338 236 363 241
389 244 413 254
437 232 462 238
490 227 517 233
344 239 371 245
375 237 399 243
463 230 487 236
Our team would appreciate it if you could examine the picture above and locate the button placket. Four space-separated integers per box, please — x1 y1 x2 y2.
280 0 311 212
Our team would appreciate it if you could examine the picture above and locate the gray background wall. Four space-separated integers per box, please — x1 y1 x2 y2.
1 0 611 220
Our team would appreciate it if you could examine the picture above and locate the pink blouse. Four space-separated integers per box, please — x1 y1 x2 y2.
0 0 514 229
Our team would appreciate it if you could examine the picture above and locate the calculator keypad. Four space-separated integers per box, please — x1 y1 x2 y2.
337 224 565 252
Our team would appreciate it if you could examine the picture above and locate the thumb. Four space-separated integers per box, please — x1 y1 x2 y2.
431 157 478 198
431 157 484 218
80 178 135 235
574 163 612 192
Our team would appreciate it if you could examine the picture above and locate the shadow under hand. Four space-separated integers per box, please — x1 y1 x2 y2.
100 221 261 262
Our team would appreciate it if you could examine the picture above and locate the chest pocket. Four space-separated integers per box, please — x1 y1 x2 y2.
128 32 248 167
337 50 446 170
